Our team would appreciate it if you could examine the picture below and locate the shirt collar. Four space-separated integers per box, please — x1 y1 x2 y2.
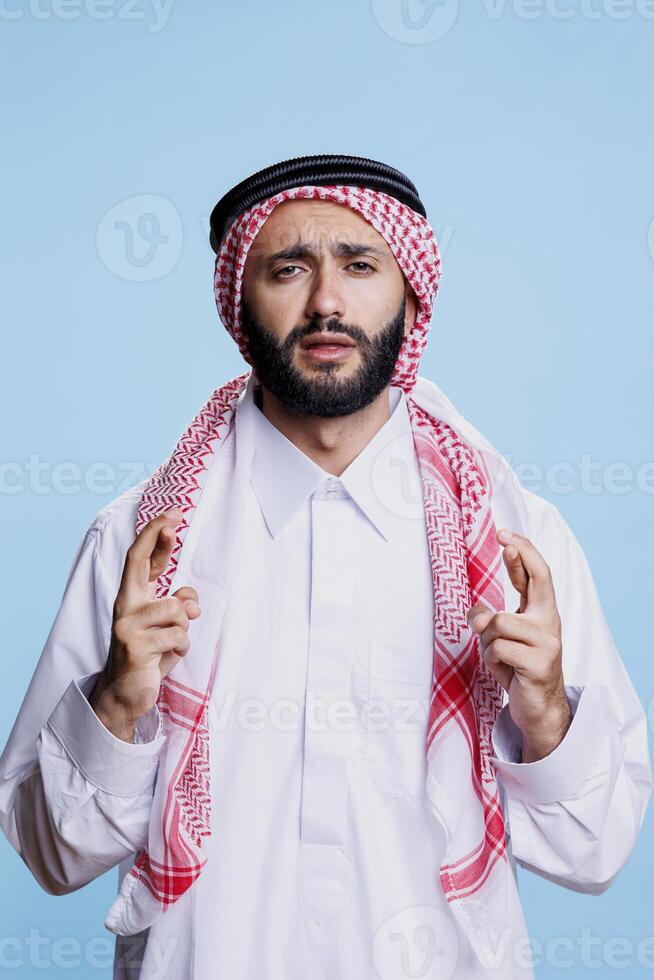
236 381 415 542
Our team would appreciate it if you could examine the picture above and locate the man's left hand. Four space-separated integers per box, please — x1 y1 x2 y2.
467 529 572 763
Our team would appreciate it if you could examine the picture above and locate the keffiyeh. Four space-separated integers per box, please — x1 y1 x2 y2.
105 156 523 967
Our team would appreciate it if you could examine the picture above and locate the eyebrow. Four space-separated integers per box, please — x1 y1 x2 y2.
263 241 388 268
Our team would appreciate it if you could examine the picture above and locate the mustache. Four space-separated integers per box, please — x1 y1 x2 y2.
282 318 370 352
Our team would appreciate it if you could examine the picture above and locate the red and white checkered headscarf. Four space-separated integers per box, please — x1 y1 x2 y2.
107 184 521 967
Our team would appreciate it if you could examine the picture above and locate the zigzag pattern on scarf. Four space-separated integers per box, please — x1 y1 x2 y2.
130 372 251 894
407 398 508 904
175 718 212 849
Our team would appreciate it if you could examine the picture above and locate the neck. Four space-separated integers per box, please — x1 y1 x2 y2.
254 384 393 477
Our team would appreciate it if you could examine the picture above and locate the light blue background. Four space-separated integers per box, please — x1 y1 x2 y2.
1 1 653 976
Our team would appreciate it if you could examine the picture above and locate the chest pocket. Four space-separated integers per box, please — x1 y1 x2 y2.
364 640 433 798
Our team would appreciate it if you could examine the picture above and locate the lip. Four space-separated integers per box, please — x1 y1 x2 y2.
302 345 356 362
300 333 356 350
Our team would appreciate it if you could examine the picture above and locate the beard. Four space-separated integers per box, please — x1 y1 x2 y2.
240 294 407 418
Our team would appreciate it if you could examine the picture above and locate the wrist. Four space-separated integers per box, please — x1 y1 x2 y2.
94 703 137 743
520 702 573 763
89 672 137 744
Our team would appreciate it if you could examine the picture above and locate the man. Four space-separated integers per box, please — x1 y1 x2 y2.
0 154 651 980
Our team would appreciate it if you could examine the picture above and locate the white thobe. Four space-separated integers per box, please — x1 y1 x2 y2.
0 380 651 980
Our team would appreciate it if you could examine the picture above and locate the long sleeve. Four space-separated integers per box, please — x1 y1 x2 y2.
0 487 166 896
13 671 165 896
489 498 652 895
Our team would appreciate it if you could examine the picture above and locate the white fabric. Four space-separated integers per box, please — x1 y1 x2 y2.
0 377 651 980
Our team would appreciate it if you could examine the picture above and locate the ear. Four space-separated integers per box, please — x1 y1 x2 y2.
403 282 418 338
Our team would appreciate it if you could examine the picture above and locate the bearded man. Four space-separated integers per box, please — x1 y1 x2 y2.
1 154 651 980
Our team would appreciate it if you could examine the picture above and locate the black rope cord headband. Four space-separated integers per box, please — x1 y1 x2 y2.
209 153 428 254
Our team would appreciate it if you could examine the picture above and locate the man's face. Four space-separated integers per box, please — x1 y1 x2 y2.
240 199 417 418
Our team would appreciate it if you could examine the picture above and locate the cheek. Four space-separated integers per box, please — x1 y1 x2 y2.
246 281 305 330
357 276 405 322
360 296 405 334
242 287 297 344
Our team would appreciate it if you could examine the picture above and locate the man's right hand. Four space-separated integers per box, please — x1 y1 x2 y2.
89 508 201 743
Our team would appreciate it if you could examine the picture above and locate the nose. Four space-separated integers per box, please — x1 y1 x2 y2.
304 265 346 323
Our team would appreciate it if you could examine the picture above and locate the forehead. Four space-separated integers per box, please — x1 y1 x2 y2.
248 198 392 256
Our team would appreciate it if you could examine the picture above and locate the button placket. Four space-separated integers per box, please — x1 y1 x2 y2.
299 483 354 924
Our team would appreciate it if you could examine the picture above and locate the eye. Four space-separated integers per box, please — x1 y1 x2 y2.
273 261 375 279
273 265 303 278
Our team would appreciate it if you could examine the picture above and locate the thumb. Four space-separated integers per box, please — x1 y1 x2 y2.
171 585 202 620
466 602 493 635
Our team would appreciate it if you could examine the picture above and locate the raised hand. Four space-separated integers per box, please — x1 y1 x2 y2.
467 529 572 763
89 508 201 743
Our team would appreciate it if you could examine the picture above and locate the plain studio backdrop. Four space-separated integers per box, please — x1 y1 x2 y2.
1 2 653 977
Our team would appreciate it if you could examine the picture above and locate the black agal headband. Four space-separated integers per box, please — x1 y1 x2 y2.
209 153 428 254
